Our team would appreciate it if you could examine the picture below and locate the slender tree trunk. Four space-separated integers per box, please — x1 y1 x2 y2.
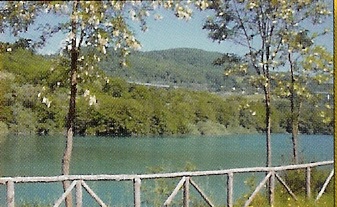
290 90 299 164
62 50 78 207
62 128 74 207
291 99 302 164
264 84 272 167
291 113 299 163
288 52 300 164
263 79 273 206
62 2 78 206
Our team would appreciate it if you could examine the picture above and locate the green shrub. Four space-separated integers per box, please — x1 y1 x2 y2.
0 121 9 135
281 168 333 195
235 168 334 207
196 120 228 135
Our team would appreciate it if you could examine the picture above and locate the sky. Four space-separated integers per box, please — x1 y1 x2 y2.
0 5 333 55
132 8 333 54
130 8 240 53
1 8 236 54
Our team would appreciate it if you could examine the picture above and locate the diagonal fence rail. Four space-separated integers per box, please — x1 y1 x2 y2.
0 160 333 207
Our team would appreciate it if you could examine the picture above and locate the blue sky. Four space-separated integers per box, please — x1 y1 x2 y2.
131 8 239 53
133 8 333 54
1 8 235 54
1 6 333 55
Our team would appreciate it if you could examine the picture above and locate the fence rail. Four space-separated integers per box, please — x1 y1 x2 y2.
0 160 333 207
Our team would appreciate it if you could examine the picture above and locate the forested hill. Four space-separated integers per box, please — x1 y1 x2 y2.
100 48 248 92
0 47 332 136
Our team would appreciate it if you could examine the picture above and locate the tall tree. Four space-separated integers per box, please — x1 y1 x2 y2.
276 38 332 164
202 0 331 166
0 1 196 206
203 0 283 168
201 0 331 204
271 0 332 164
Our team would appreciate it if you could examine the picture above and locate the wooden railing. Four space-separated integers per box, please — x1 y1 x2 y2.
0 160 333 207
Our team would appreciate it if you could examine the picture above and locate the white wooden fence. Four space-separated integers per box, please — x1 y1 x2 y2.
0 160 333 207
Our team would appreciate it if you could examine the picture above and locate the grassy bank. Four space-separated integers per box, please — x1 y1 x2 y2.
235 168 334 207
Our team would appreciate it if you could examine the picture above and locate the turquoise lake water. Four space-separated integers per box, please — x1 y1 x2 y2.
0 134 333 206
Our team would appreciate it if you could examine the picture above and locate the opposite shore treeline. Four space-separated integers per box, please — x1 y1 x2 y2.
0 48 333 137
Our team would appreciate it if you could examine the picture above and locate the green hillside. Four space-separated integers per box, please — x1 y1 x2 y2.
100 48 252 92
0 46 332 136
101 48 333 96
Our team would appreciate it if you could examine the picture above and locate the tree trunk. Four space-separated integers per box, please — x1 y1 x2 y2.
264 85 272 167
62 50 78 207
62 128 74 207
290 99 302 164
291 115 299 164
263 81 273 206
62 53 77 206
290 85 299 164
288 51 300 164
62 2 79 206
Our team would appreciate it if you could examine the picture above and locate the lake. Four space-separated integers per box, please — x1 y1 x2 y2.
0 133 333 206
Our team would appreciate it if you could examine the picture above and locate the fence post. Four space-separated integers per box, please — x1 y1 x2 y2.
227 173 233 207
269 171 275 206
183 177 190 207
134 178 141 207
306 167 311 198
76 180 83 207
7 180 14 207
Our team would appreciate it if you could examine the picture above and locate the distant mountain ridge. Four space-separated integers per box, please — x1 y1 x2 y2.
100 47 333 95
100 47 244 92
